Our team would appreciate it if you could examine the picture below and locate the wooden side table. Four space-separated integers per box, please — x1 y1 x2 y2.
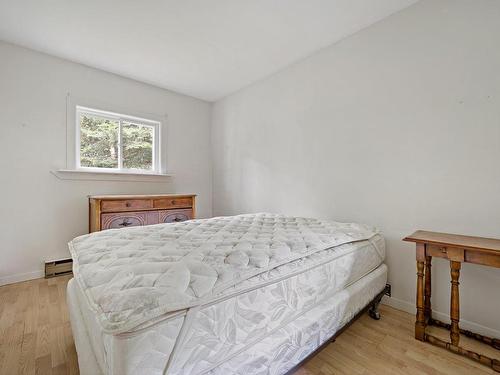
404 231 500 372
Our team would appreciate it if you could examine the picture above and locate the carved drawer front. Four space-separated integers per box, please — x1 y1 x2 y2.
101 199 153 213
159 209 193 223
153 197 193 210
101 211 158 230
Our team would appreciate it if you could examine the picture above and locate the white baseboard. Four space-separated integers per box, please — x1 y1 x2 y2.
382 295 500 339
0 270 44 286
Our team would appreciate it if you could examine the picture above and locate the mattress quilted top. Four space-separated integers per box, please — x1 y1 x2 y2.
69 213 379 333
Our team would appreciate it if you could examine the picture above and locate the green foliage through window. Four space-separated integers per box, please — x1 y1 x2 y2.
122 122 153 170
80 115 119 168
79 110 156 171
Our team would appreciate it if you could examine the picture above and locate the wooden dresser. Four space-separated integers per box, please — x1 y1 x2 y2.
89 194 196 232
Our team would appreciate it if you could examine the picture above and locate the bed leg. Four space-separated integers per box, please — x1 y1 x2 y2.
368 293 383 320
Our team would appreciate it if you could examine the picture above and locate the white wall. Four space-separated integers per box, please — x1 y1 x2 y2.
212 0 500 335
0 41 212 285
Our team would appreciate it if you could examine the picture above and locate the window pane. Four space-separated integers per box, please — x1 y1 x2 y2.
79 113 119 168
122 122 154 170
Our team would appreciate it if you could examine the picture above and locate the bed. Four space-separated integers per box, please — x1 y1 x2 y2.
67 213 388 375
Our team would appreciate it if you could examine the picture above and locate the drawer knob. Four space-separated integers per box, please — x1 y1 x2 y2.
126 202 131 207
171 200 176 205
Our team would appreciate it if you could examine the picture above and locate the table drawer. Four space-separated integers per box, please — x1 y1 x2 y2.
159 209 193 223
153 197 193 209
101 199 153 212
426 245 465 262
101 211 158 230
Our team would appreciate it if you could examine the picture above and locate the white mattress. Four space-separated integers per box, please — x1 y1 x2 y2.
208 264 387 375
68 234 386 375
69 214 380 333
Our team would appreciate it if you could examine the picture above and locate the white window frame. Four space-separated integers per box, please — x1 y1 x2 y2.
75 106 161 174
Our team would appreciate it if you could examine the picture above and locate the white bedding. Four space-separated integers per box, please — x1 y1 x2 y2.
208 264 388 375
69 213 379 334
68 230 386 375
69 266 387 375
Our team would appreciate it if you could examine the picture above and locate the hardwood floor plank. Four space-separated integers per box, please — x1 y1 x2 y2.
0 277 498 375
35 324 51 360
63 323 79 375
0 344 5 373
50 326 67 369
19 332 36 375
52 363 68 375
35 354 52 375
1 338 22 375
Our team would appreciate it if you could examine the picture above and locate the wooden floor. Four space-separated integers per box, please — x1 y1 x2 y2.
0 276 497 375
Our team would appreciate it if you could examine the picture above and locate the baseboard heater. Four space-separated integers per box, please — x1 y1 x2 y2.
45 257 73 278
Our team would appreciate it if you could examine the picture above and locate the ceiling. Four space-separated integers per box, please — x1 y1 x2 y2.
0 0 417 101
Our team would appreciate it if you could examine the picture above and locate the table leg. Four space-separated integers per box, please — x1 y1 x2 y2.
450 261 461 346
424 255 432 321
415 258 426 341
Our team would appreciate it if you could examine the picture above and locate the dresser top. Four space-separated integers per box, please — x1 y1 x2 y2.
404 230 500 253
89 194 196 200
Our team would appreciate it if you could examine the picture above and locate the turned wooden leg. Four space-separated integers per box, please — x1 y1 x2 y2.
415 244 426 340
424 255 432 321
415 260 426 340
450 261 461 346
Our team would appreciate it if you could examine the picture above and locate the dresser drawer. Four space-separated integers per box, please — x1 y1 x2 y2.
159 209 193 223
153 197 193 209
101 199 153 213
101 211 158 230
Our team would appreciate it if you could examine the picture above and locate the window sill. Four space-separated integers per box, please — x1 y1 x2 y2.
51 169 174 182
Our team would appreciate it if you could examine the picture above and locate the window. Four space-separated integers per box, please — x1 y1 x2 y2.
76 106 160 173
